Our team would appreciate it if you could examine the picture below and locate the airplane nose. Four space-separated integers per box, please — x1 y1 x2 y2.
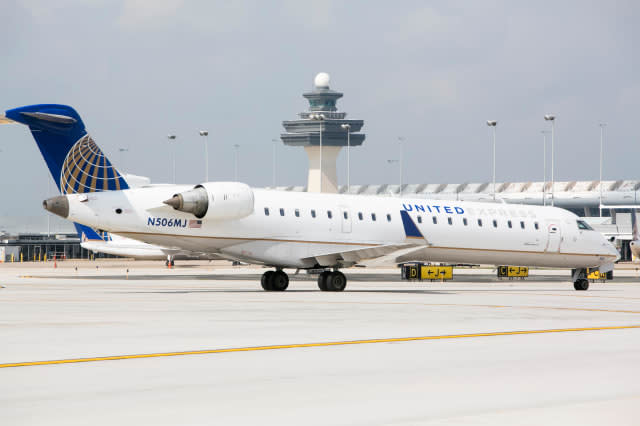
42 195 69 218
608 241 621 261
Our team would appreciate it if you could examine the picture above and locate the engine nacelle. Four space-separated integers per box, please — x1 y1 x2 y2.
163 182 254 221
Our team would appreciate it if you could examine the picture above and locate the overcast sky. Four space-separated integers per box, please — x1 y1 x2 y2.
0 1 638 232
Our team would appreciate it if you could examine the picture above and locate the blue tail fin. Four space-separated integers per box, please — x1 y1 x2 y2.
5 104 128 194
74 223 112 242
74 223 104 242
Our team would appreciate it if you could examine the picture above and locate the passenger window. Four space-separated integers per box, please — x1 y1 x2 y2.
327 211 333 219
417 216 422 224
386 214 392 222
520 221 525 229
448 217 453 225
343 211 348 219
463 218 468 226
264 207 270 216
358 212 363 220
295 209 300 217
311 209 316 218
535 222 539 230
478 219 483 227
280 208 285 216
432 216 437 224
371 213 377 221
508 220 512 229
493 219 498 228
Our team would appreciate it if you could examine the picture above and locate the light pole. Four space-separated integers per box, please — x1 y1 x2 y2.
118 148 128 172
272 138 278 188
167 134 177 184
544 115 556 206
309 113 326 192
387 159 400 195
486 121 497 200
541 130 549 206
398 137 405 195
233 144 240 181
599 122 607 217
341 124 351 193
199 131 209 182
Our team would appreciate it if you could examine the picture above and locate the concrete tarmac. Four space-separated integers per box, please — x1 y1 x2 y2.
1 261 640 425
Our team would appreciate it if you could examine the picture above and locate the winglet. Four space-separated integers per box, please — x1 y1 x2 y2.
400 210 424 239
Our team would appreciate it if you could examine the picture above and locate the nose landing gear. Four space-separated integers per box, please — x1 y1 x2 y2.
571 268 590 291
573 278 589 291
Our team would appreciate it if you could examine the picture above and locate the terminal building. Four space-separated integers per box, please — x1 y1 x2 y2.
0 232 118 263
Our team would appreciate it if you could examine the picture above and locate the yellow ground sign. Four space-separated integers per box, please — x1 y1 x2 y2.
498 266 529 278
420 265 453 281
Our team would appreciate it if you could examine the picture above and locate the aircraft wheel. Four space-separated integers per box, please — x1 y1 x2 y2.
574 279 589 291
326 271 347 292
170 260 175 267
271 270 289 291
318 271 331 291
261 271 275 291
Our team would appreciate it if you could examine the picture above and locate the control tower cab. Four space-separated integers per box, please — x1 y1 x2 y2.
281 73 365 193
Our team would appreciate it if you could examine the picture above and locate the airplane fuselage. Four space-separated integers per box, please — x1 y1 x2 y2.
56 185 619 269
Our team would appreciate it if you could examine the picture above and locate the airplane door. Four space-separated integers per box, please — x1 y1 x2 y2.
340 207 352 233
546 224 561 252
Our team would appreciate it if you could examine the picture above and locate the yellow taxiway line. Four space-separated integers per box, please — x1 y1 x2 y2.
1 325 639 369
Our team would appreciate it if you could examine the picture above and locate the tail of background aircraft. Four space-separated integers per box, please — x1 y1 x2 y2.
4 104 128 194
74 223 110 243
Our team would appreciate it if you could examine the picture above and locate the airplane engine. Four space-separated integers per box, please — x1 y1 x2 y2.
163 182 254 221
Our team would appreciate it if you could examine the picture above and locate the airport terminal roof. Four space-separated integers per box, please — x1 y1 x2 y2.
269 180 640 210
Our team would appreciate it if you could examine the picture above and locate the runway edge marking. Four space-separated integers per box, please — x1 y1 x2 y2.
2 325 639 369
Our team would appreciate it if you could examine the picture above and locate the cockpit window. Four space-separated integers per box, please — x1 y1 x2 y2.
577 220 593 231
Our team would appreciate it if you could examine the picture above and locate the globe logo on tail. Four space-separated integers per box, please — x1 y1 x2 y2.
60 135 126 194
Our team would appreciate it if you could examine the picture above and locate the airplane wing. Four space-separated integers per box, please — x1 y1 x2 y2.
301 210 428 266
301 242 424 267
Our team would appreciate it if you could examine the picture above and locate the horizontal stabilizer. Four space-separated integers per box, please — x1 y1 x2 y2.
0 114 15 125
20 111 77 124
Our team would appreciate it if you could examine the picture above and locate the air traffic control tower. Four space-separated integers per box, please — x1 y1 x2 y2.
281 73 365 193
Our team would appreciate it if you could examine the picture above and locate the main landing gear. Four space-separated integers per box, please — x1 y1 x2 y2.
318 270 347 292
259 269 348 292
261 269 289 291
165 255 175 267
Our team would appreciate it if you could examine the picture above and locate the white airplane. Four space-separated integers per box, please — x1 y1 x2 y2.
74 223 217 264
5 104 619 291
630 210 640 261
